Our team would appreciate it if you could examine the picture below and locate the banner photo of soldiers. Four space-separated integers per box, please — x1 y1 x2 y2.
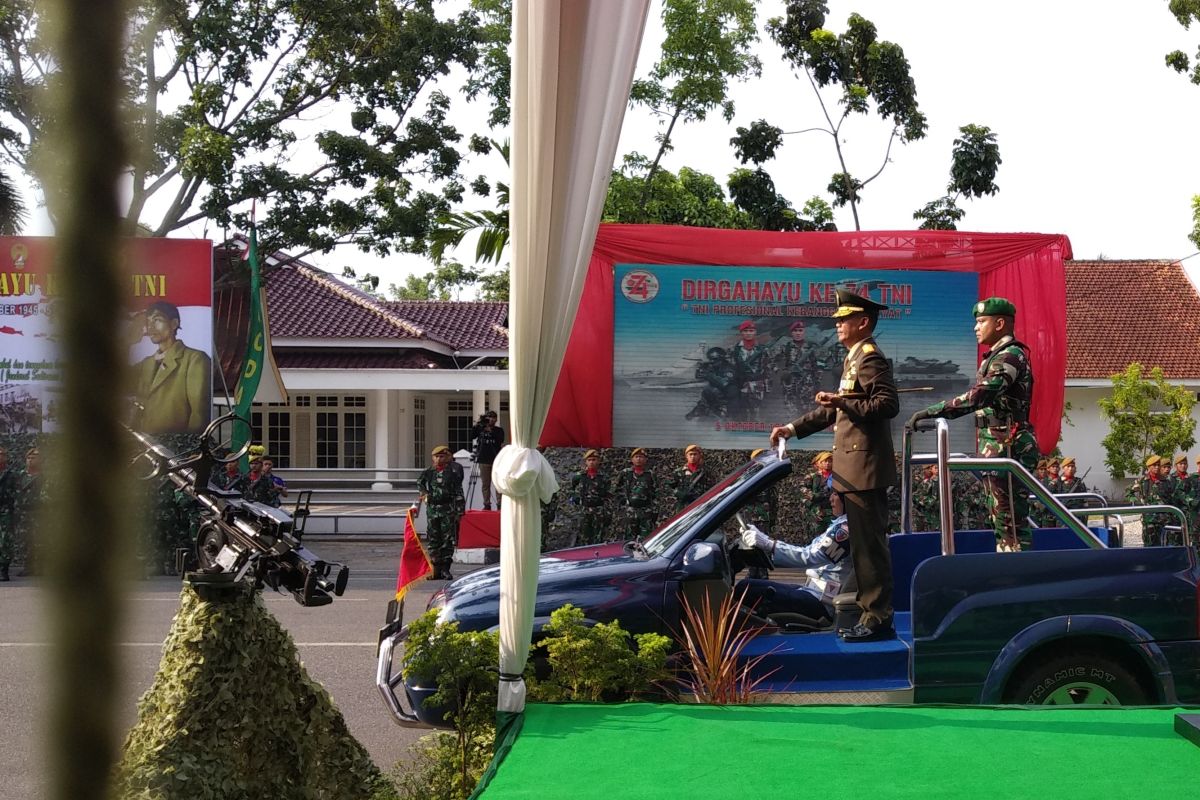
0 237 213 435
612 264 979 451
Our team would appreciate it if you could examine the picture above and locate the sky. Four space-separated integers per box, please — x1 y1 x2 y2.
13 0 1200 289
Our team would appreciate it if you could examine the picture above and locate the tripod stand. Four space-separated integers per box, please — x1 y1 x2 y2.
464 455 481 509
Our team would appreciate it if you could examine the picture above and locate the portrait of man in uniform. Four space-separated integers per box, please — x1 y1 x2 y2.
132 300 212 434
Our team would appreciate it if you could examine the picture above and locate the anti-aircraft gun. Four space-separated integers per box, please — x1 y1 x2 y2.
129 413 349 607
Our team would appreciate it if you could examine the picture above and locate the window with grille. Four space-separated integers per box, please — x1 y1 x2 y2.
316 412 339 468
447 399 473 456
413 397 426 469
343 411 366 468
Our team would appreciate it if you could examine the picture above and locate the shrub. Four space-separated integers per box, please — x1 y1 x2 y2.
676 588 776 704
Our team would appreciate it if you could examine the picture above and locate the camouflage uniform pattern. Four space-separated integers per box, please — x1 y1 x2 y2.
731 341 771 416
910 470 940 532
775 339 826 415
687 350 739 419
245 473 282 506
0 467 15 577
670 465 715 510
921 335 1038 547
1127 475 1176 546
211 467 248 495
569 469 611 546
807 470 834 532
418 465 464 573
615 467 658 540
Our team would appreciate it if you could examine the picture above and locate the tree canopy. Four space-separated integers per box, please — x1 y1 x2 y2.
0 0 484 258
1098 363 1197 480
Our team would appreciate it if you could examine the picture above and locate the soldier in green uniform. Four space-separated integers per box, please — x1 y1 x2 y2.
1034 459 1047 484
908 297 1038 553
1035 457 1062 527
731 320 771 418
1127 455 1173 546
615 447 658 540
686 347 739 420
1057 457 1087 495
244 456 282 507
1169 455 1196 540
0 448 15 581
670 444 715 510
14 446 43 575
775 320 825 416
569 449 611 546
911 464 940 532
418 444 464 580
212 460 248 494
808 451 835 532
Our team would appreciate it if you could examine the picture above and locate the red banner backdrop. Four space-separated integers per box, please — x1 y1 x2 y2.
542 225 1071 455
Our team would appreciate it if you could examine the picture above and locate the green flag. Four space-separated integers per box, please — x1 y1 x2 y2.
232 224 264 459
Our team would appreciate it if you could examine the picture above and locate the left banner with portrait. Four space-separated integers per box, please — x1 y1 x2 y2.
0 237 213 435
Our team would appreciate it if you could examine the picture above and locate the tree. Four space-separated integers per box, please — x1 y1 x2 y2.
604 155 749 229
727 118 835 231
1191 195 1200 250
1098 363 1197 480
627 0 761 217
913 124 1002 230
0 0 482 259
1166 0 1200 84
763 1 927 230
0 169 26 234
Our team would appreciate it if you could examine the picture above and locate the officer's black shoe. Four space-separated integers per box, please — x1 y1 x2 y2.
838 621 895 643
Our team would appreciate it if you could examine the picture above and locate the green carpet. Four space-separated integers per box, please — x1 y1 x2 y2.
479 703 1200 799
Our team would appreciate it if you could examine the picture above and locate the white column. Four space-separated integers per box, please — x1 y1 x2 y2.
371 389 393 490
395 390 413 469
472 389 486 419
487 390 503 420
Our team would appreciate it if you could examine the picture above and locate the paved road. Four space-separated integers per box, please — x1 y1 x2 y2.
0 541 467 799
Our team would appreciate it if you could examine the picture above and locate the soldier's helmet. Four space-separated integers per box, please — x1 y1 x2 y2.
706 346 727 360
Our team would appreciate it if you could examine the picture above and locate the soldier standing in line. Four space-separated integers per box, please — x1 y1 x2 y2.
615 447 658 541
911 464 940 532
1170 454 1196 539
212 460 248 494
245 455 282 507
907 298 1038 553
0 448 15 581
1035 457 1061 527
1045 458 1062 493
569 449 611 546
670 444 715 510
1127 455 1172 546
731 320 771 418
1058 457 1087 494
743 448 778 579
14 446 43 576
808 451 834 531
418 444 464 580
1034 459 1047 484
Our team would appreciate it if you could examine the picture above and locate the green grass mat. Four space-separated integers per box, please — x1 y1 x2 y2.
479 703 1200 799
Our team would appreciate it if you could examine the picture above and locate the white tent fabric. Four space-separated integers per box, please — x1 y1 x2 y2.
491 0 650 715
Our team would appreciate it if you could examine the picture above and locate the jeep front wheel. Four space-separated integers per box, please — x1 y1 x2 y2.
1005 650 1150 706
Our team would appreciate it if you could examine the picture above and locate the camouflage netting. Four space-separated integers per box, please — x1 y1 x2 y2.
113 582 393 800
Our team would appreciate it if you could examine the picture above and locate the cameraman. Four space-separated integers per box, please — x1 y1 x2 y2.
470 410 506 510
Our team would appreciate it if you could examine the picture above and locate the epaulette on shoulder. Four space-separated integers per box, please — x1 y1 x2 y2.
862 343 876 354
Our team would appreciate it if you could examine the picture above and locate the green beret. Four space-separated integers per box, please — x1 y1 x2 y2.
973 297 1017 317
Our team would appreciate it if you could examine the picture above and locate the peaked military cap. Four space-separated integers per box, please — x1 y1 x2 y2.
583 449 600 460
1145 454 1162 467
630 447 646 458
738 319 757 331
431 444 451 456
973 297 1017 318
831 288 888 319
684 444 702 455
1060 457 1075 467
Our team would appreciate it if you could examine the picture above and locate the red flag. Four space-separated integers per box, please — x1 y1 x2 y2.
395 508 432 601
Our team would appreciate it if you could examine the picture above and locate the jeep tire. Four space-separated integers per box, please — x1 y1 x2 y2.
1005 649 1150 706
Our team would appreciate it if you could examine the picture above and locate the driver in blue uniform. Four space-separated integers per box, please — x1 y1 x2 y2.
736 492 853 624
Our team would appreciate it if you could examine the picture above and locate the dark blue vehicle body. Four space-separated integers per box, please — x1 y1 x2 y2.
395 454 1200 724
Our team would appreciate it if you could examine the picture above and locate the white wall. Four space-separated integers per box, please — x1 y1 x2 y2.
1061 385 1200 499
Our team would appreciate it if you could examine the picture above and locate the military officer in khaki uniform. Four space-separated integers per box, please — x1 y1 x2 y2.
770 289 900 642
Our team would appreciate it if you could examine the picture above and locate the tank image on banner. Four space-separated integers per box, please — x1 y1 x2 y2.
612 263 980 451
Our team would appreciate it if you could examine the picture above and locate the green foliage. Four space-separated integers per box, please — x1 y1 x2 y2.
400 611 502 797
1098 363 1197 479
113 582 391 800
730 119 784 164
1191 195 1200 250
912 195 965 230
604 155 750 228
390 732 491 800
462 0 512 128
1166 0 1200 84
628 0 762 210
677 588 774 704
766 1 926 229
528 604 672 703
0 0 484 258
914 124 1001 229
0 169 27 234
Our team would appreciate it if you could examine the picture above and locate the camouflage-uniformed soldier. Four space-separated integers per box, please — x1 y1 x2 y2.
686 347 739 420
0 448 15 581
1057 457 1088 495
419 444 464 580
775 320 825 415
569 449 611 546
1034 457 1062 527
1169 455 1196 537
908 297 1038 552
1045 458 1062 494
808 451 834 532
731 320 771 418
615 447 658 540
1034 459 1047 483
1127 455 1174 546
244 457 282 507
14 446 43 575
670 444 715 510
211 460 248 495
911 464 940 532
743 448 778 579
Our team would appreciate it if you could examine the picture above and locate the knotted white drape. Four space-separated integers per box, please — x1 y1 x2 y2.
492 0 650 715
